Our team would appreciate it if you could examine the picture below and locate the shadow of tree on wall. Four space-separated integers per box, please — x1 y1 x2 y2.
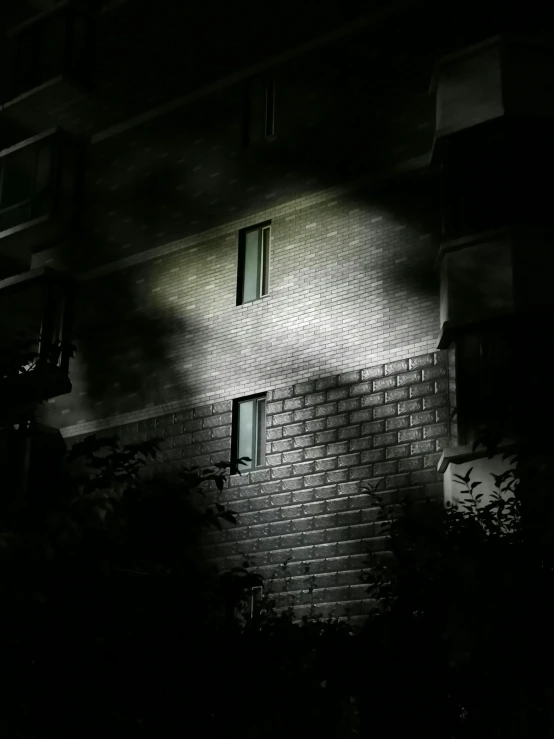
68 270 190 419
43 173 194 426
39 0 503 428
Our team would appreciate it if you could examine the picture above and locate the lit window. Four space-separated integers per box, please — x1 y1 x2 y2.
237 223 270 304
232 394 266 472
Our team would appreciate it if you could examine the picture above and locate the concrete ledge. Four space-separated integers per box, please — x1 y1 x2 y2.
438 437 517 473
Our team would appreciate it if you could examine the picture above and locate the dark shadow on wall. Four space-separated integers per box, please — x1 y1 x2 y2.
71 0 492 261
72 272 190 417
42 0 509 427
46 228 193 427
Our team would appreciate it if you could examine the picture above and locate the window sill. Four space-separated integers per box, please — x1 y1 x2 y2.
229 464 268 478
237 294 270 308
437 437 517 474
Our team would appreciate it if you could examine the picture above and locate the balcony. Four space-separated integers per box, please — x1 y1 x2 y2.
431 113 554 245
0 266 74 410
436 224 554 452
0 128 84 278
436 228 514 338
430 34 554 140
436 223 554 349
0 2 96 136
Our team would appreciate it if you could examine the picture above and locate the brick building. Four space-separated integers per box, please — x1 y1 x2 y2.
0 0 552 618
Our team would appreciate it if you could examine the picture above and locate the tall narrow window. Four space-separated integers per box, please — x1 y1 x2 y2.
265 76 275 139
243 74 276 146
232 394 266 472
453 319 514 446
237 223 270 304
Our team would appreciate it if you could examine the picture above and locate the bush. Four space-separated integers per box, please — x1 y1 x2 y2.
0 432 248 737
358 440 554 739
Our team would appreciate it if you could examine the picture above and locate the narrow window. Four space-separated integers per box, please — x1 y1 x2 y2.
237 223 270 304
265 76 275 139
232 394 266 472
243 74 275 146
454 320 514 446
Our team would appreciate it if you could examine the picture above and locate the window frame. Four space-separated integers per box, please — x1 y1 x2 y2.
231 392 267 474
242 74 276 147
264 75 275 140
236 222 271 305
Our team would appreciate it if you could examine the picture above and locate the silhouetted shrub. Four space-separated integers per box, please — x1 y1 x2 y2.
358 439 553 739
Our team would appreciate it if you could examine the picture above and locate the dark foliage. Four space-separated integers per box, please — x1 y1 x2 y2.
0 430 250 737
359 440 554 739
3 332 552 738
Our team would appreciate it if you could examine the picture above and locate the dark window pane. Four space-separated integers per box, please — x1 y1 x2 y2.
248 79 266 144
0 136 61 232
261 227 270 296
14 30 35 96
1 148 35 210
36 13 67 85
0 282 42 371
31 145 54 218
456 323 514 444
0 146 36 230
265 77 275 138
256 398 266 466
69 15 89 81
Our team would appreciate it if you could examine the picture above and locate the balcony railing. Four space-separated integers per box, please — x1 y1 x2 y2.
0 266 74 411
0 128 84 276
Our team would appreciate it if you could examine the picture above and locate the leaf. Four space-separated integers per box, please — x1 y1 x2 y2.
453 467 474 485
214 461 231 469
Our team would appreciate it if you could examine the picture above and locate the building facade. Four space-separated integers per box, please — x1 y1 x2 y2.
1 0 552 618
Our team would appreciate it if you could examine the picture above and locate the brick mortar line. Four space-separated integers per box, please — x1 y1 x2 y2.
200 496 386 519
204 540 387 560
58 339 439 438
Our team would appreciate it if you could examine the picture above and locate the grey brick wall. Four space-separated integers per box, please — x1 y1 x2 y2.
29 0 453 623
72 350 448 620
36 20 435 275
48 170 439 431
35 4 440 440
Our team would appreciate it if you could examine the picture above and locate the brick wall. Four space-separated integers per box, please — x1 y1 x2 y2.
66 350 449 620
34 19 435 276
30 0 441 439
46 167 440 432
